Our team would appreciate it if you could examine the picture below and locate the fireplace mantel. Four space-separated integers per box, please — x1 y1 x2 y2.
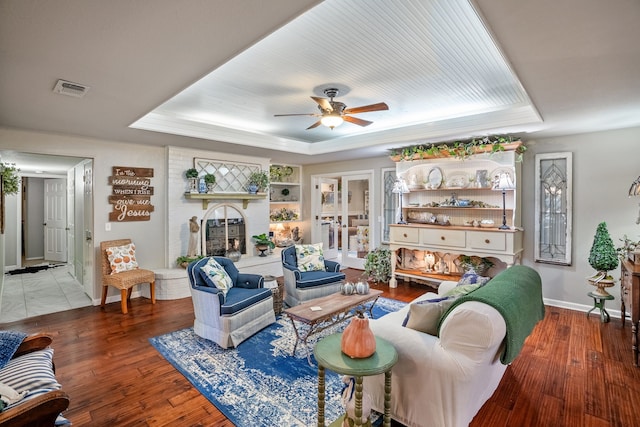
184 192 267 209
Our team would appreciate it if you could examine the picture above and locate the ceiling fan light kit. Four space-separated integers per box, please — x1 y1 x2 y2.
320 113 343 129
275 87 388 130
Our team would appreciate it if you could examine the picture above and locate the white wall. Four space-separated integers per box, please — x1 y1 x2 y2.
521 127 640 312
3 193 18 267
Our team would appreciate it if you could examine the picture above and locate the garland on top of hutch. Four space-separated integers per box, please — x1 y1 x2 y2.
389 135 525 162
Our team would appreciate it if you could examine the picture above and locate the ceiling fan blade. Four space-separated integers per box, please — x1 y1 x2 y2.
343 102 389 115
311 96 333 112
274 113 318 117
306 120 322 130
343 115 373 127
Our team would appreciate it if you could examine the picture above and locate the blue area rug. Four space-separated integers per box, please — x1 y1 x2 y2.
149 296 406 427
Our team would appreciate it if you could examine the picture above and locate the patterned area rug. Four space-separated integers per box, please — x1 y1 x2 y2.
149 296 406 427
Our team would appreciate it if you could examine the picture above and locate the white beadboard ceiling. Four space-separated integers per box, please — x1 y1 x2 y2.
131 0 541 156
1 0 640 171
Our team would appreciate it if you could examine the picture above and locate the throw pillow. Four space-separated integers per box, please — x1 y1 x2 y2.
199 258 233 295
403 297 457 336
442 283 480 298
106 243 138 274
457 271 490 287
295 243 325 272
0 348 61 408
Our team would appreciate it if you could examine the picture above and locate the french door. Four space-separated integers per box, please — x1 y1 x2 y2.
312 172 373 269
340 174 372 269
313 177 339 260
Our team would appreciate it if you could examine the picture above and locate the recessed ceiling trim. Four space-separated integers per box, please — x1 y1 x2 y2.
133 104 541 156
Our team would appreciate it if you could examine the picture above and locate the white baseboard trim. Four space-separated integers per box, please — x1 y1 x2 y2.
543 297 622 320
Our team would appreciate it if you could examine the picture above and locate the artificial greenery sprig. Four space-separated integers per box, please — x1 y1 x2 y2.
1 163 20 195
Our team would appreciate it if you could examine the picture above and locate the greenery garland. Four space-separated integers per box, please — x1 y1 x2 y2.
389 135 526 162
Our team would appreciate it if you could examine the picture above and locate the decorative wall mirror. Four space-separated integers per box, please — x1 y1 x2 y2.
534 152 573 265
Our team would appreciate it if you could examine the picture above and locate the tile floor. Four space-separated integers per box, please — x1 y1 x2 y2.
0 263 92 323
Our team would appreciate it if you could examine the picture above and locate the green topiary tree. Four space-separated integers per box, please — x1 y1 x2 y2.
588 222 619 278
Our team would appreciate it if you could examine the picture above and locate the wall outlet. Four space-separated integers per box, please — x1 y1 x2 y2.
105 223 111 231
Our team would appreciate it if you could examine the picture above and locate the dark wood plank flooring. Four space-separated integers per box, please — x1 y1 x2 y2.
2 269 639 426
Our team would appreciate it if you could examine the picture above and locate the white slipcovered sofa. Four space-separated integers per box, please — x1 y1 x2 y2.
363 265 544 427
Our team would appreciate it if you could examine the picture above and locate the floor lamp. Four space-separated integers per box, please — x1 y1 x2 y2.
493 172 515 229
392 178 410 224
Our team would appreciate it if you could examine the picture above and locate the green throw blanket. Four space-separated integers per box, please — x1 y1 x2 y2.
437 265 545 364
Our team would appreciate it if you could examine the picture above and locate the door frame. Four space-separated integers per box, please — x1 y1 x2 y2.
311 169 374 269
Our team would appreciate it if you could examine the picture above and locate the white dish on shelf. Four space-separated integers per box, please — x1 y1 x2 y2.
427 167 443 189
445 171 469 189
479 219 495 228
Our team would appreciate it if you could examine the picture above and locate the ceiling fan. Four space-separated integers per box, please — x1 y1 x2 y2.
274 88 389 130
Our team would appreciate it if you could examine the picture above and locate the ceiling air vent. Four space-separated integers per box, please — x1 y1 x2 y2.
53 79 90 98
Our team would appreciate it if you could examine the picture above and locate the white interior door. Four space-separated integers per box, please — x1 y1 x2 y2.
313 177 339 260
340 174 372 269
44 178 67 262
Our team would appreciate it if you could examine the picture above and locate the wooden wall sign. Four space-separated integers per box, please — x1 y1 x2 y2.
108 166 155 222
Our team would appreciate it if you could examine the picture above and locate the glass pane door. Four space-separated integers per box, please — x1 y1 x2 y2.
315 177 339 260
341 174 371 269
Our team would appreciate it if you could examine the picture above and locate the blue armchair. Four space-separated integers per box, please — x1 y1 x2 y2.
281 245 345 306
187 257 276 348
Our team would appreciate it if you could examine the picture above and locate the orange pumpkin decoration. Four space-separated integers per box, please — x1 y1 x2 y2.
341 310 376 358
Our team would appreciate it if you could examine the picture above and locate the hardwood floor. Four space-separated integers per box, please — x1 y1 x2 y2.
2 269 639 426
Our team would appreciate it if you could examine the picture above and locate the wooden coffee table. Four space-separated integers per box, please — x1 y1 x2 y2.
283 289 383 364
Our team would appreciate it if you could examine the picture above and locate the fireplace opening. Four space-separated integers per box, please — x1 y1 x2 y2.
201 204 247 257
205 218 246 256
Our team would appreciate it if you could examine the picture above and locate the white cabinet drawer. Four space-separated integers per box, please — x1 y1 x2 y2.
390 227 420 244
469 232 506 251
420 229 466 248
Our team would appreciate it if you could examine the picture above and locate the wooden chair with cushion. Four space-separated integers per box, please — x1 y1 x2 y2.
100 239 156 314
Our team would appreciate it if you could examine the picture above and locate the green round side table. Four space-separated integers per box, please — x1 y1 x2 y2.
587 291 615 323
314 333 398 427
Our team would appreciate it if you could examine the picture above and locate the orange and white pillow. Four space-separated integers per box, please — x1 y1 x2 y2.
106 243 139 274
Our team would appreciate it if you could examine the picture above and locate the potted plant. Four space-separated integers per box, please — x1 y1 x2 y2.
1 163 20 234
247 170 269 194
252 233 275 257
363 247 392 283
204 173 216 194
175 255 204 269
587 222 619 296
185 168 199 193
1 163 20 196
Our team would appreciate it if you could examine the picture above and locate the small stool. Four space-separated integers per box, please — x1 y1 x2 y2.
586 291 614 323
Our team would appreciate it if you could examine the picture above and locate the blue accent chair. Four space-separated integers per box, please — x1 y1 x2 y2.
187 257 275 348
281 245 345 306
